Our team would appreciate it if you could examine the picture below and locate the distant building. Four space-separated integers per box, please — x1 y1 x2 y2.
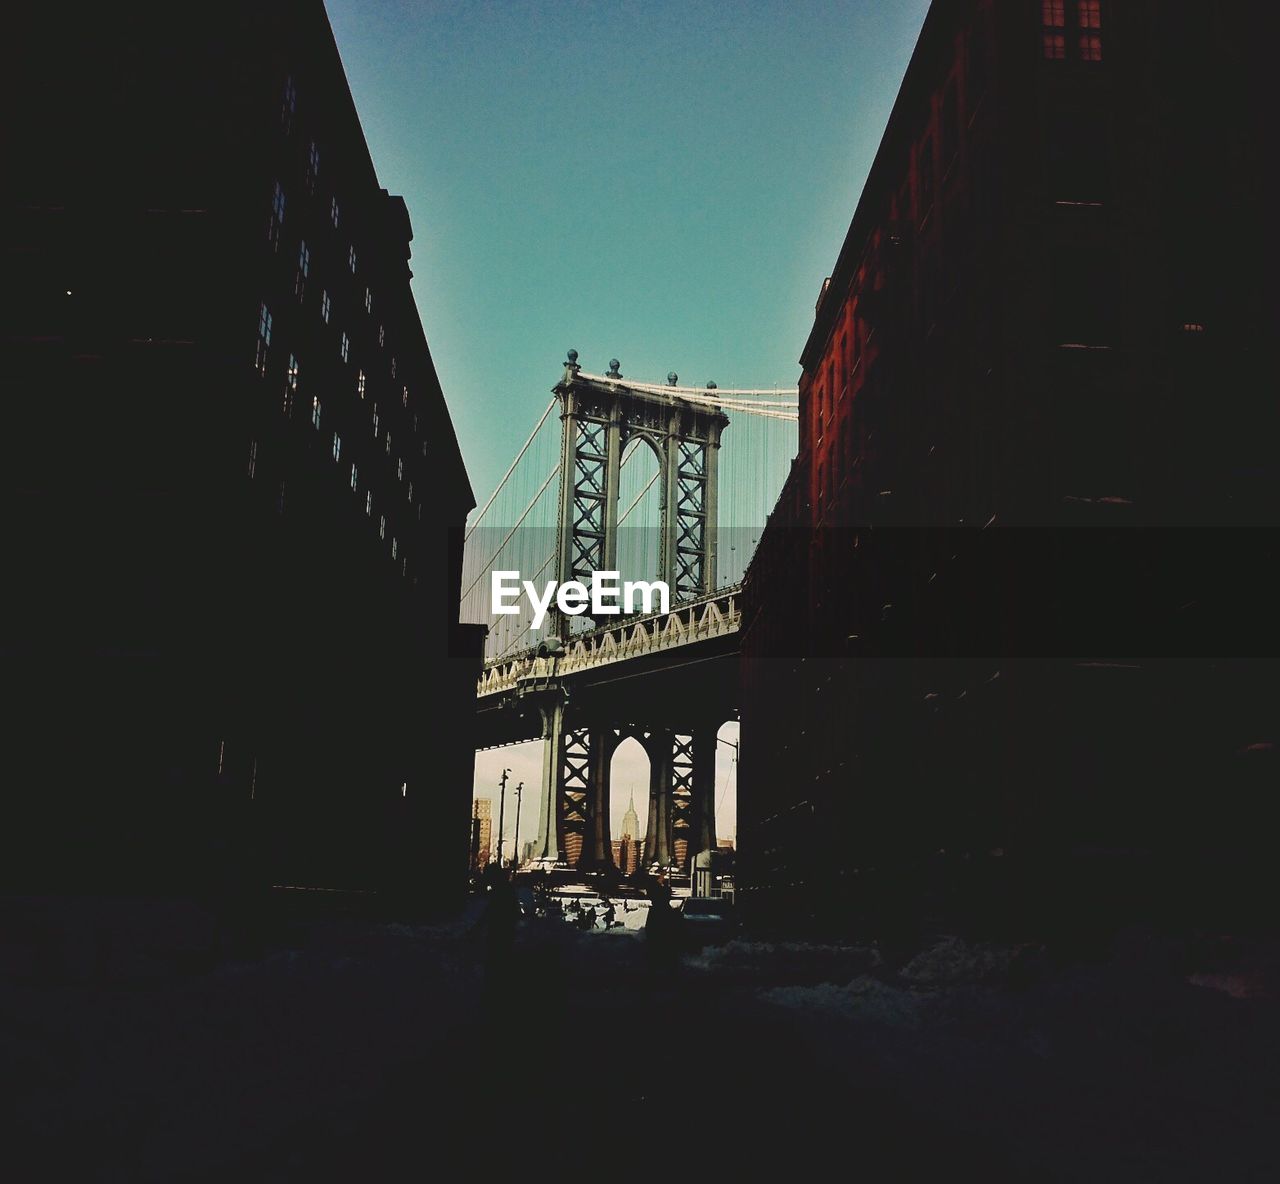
471 800 493 872
563 833 585 869
740 0 1274 926
620 792 641 848
611 836 644 877
3 1 487 898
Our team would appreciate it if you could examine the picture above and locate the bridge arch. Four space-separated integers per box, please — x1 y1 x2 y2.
609 735 649 876
616 435 663 598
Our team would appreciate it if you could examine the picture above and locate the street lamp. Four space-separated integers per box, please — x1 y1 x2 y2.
496 768 510 868
511 781 524 870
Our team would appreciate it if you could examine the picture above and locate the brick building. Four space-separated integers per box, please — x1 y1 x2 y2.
3 2 485 899
739 0 1275 929
471 799 493 872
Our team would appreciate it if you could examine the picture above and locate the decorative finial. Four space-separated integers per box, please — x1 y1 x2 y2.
607 358 621 378
706 381 717 390
667 372 678 386
566 348 578 364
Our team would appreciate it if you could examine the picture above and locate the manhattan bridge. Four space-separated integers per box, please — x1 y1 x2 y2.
462 352 797 874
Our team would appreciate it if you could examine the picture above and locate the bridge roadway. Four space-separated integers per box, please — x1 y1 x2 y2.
475 584 741 751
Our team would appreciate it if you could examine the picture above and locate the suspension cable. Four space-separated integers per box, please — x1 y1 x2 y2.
465 397 556 541
460 462 559 600
618 469 660 526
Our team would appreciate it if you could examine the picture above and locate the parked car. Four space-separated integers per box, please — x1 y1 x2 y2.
677 896 740 947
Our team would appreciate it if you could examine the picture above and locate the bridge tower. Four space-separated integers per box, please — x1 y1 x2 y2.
527 354 728 873
554 352 727 609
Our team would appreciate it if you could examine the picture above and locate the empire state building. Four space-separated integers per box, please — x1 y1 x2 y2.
620 791 641 842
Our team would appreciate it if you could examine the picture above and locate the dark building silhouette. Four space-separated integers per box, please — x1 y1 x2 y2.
740 0 1276 929
2 2 485 899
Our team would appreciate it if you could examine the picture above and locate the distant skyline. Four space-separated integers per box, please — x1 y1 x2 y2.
322 0 931 844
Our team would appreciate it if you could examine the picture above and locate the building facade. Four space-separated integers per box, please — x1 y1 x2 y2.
739 0 1275 930
3 1 485 899
610 836 644 878
471 799 493 872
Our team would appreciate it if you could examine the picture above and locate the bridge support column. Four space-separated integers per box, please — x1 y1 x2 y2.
531 694 566 864
690 720 719 860
581 724 613 871
643 731 673 869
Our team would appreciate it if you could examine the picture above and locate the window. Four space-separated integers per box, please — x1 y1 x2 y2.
421 440 428 457
351 463 358 491
330 196 340 229
401 385 409 408
306 141 319 195
379 514 386 540
348 245 357 273
332 432 341 462
357 369 366 399
268 182 285 249
340 332 349 363
397 458 404 481
385 430 392 455
372 404 379 437
248 439 258 478
407 481 413 504
365 490 373 516
1043 31 1066 59
321 290 331 323
281 76 296 134
312 395 322 429
390 357 396 379
391 537 397 560
378 325 385 348
364 288 372 315
413 413 419 434
1042 0 1100 62
295 240 309 301
285 353 298 415
255 303 272 375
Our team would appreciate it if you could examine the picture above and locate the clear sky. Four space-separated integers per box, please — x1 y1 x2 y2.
323 0 931 853
325 0 931 503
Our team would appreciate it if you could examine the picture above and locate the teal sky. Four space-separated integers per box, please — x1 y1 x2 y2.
325 0 931 505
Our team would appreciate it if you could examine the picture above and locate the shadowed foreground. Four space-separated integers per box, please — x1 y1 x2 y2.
4 894 1277 1181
